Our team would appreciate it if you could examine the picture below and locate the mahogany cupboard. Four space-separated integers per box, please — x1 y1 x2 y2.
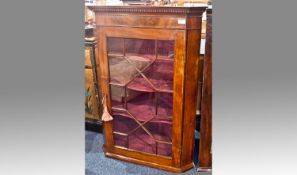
89 3 206 172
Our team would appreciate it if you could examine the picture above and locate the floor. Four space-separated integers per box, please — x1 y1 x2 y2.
85 130 211 175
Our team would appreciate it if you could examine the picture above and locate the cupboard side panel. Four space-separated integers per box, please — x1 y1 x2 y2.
171 31 186 167
181 29 202 166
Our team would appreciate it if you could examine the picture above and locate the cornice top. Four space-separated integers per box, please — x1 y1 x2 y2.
88 4 207 15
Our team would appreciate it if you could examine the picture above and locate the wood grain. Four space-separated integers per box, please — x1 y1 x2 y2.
171 31 186 168
181 27 202 166
198 8 212 171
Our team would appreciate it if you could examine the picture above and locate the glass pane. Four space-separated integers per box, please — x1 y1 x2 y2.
108 37 174 157
107 37 124 56
125 38 155 56
157 40 174 59
146 122 172 156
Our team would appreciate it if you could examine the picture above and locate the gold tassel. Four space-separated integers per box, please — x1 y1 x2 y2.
101 95 113 122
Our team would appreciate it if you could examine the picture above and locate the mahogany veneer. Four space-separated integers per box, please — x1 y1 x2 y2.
89 4 206 172
198 8 212 172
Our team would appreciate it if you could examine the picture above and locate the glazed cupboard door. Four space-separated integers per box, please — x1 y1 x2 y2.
98 27 185 163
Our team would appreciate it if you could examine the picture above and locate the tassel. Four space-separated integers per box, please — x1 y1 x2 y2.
101 95 113 121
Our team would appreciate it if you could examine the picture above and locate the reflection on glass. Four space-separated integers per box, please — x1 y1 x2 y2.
108 37 174 157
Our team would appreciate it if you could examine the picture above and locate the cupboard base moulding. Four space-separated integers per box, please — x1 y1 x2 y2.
104 150 194 173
